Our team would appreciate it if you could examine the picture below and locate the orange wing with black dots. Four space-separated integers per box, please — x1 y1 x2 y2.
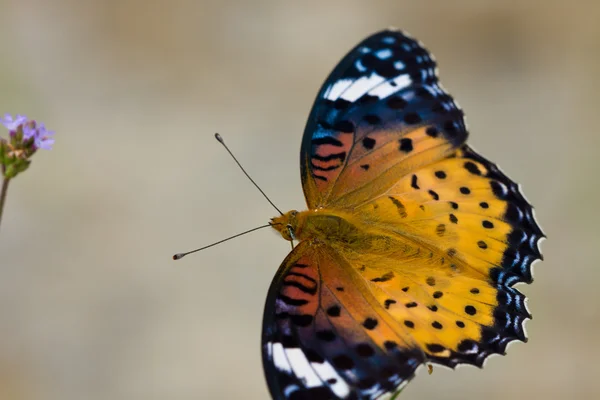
262 241 425 400
345 145 543 367
262 29 543 400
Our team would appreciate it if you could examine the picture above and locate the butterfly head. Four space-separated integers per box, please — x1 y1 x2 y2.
270 210 301 241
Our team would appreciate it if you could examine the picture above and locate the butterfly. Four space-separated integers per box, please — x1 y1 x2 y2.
262 29 543 400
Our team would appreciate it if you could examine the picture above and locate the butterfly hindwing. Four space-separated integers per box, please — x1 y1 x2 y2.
262 241 424 400
345 145 543 366
301 29 467 208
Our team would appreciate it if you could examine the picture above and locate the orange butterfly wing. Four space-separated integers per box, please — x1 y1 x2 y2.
262 241 424 400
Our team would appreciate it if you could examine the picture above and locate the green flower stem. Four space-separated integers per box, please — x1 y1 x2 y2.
0 176 9 231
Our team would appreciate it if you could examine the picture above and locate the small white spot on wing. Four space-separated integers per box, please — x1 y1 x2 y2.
311 126 335 139
286 348 322 388
368 74 411 99
325 78 354 100
283 384 301 397
355 59 367 72
272 342 293 374
340 73 386 102
361 382 382 398
375 48 393 60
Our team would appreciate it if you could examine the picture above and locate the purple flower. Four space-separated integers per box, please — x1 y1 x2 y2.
1 114 55 151
34 124 54 150
22 124 37 140
1 114 27 131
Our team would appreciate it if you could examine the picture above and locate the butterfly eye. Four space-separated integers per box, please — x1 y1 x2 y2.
286 224 296 240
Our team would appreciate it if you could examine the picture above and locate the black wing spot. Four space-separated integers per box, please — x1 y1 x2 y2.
480 201 489 209
456 320 465 328
356 343 375 358
432 321 443 329
290 314 314 327
433 291 443 299
304 348 325 363
426 277 436 286
431 102 446 114
387 96 408 109
404 320 415 328
465 305 477 315
405 302 418 308
358 94 379 105
464 161 482 175
428 305 438 312
403 112 421 124
399 138 413 152
482 220 494 229
363 318 378 330
491 181 508 199
435 170 446 179
449 201 459 210
429 190 439 200
333 98 352 110
384 299 397 309
470 288 480 294
444 120 458 136
401 286 409 292
332 354 355 370
362 137 376 150
458 339 477 353
426 344 445 353
326 305 341 317
360 164 370 171
316 330 336 342
477 240 488 249
460 186 471 195
384 341 398 350
333 120 354 133
411 174 420 189
449 214 458 224
426 126 439 137
363 114 381 125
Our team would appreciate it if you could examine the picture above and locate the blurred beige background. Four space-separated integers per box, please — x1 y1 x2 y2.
0 1 597 399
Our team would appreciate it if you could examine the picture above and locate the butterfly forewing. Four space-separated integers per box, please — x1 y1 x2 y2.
301 30 467 209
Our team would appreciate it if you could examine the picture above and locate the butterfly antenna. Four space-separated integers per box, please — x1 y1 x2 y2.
173 223 272 260
215 133 283 216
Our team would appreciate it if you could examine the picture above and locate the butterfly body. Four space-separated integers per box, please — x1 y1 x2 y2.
272 209 413 254
261 29 543 400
